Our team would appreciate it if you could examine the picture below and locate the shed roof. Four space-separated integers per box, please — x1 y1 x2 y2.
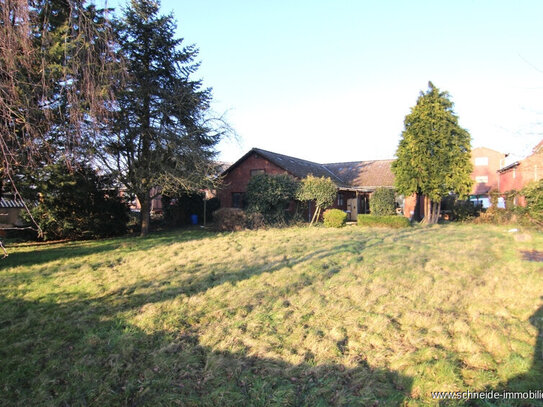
0 197 24 208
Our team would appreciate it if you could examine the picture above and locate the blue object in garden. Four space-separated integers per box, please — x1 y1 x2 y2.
191 214 198 225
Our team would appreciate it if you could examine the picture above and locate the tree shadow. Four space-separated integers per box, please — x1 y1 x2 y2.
491 303 543 406
0 294 413 406
464 302 543 407
1 228 220 269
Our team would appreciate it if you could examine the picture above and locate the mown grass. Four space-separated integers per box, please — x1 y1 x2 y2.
1 224 542 406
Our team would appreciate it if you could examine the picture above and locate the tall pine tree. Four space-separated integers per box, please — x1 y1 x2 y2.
392 82 473 224
107 0 223 236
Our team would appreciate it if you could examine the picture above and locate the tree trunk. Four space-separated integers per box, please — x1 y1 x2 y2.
139 190 151 237
421 196 429 224
435 201 441 224
310 205 320 226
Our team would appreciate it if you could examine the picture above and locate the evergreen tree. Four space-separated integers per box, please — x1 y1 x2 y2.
107 0 223 236
392 82 473 224
21 162 129 241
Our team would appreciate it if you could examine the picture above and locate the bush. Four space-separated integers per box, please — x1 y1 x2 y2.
246 174 298 224
370 188 396 216
21 163 129 240
504 190 518 209
323 209 347 228
474 207 527 226
521 180 543 227
357 214 410 228
452 200 483 221
246 212 266 230
212 208 247 231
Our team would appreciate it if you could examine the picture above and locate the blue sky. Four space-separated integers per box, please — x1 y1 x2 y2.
108 0 543 163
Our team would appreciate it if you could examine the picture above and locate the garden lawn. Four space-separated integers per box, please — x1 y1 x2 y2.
1 224 542 406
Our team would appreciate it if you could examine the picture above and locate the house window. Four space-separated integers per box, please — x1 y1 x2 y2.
475 176 488 183
337 193 344 206
475 157 488 166
250 169 265 177
232 192 245 208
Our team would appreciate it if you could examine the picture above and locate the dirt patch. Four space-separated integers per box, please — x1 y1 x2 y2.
521 250 543 262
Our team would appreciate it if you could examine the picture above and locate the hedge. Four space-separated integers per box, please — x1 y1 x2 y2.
357 214 410 228
370 187 396 216
323 209 347 228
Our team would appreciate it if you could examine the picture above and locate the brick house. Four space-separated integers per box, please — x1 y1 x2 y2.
470 147 506 204
498 140 543 205
217 148 398 220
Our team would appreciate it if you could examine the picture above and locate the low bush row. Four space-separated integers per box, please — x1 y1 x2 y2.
357 214 411 228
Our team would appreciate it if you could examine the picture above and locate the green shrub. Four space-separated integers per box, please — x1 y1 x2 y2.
21 163 129 240
522 180 543 227
370 188 396 216
489 190 500 208
504 190 518 209
246 174 298 224
357 214 410 228
323 209 347 228
452 200 483 221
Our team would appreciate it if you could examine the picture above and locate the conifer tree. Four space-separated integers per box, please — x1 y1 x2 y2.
392 82 473 224
107 0 224 236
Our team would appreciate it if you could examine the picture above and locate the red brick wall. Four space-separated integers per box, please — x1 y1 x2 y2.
403 194 417 219
217 152 288 207
499 152 543 194
471 147 505 195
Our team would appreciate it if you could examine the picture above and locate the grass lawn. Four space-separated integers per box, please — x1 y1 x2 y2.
1 224 542 406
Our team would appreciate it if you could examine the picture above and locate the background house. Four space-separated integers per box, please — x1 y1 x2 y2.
469 147 506 207
218 148 397 220
498 139 543 205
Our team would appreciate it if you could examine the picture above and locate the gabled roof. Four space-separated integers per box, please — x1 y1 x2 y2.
252 148 346 185
222 147 395 190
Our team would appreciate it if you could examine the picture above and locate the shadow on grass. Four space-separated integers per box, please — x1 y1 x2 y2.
0 231 414 405
2 226 542 405
0 294 412 406
0 228 220 269
459 302 543 407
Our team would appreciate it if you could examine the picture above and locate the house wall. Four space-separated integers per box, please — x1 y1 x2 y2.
217 152 288 207
499 152 543 195
471 147 505 195
403 194 418 219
